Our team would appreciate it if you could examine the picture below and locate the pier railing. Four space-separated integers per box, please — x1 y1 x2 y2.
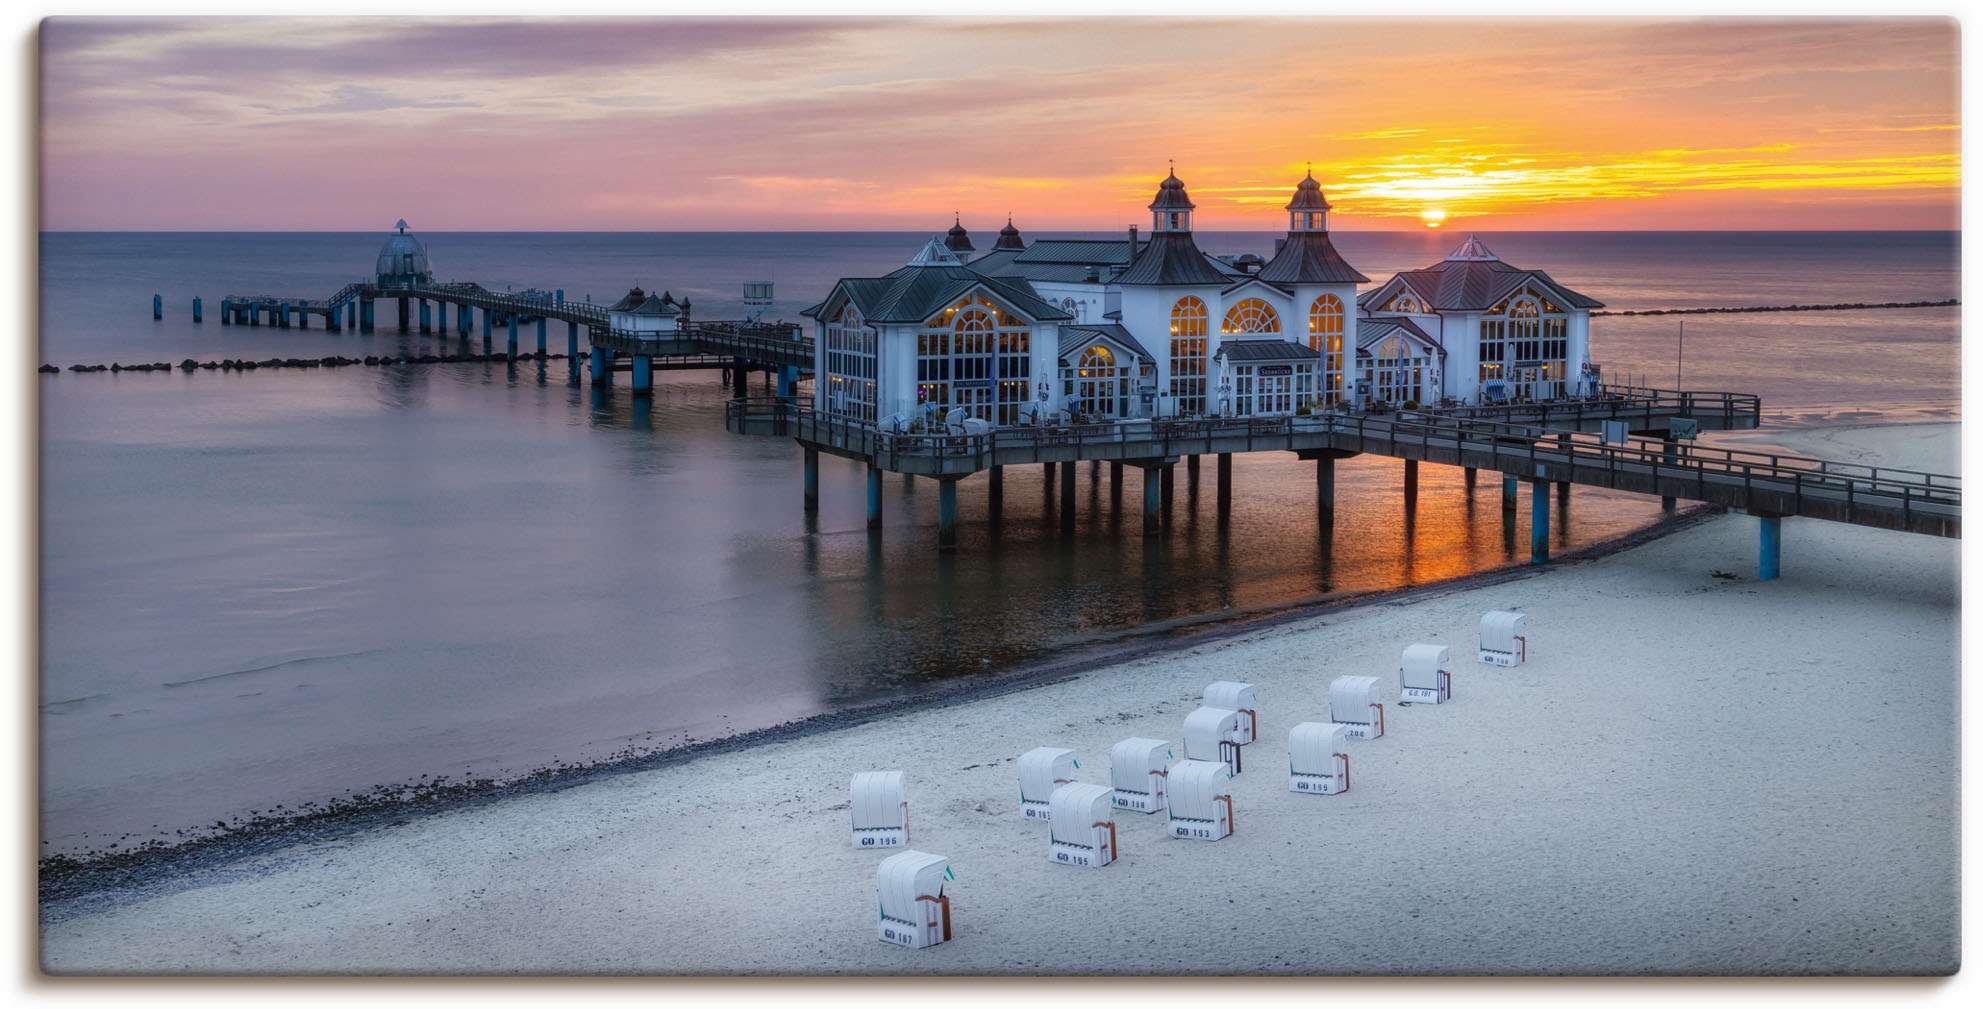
1429 384 1760 432
726 399 1957 536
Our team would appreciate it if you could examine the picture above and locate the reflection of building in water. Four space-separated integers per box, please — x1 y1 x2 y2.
805 170 1603 427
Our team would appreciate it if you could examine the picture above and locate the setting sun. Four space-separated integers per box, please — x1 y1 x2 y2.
1421 208 1448 228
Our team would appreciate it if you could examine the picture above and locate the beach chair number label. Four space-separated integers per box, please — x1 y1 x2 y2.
1291 777 1341 794
1053 850 1092 866
1173 825 1215 839
858 833 903 848
881 927 915 947
1401 687 1442 704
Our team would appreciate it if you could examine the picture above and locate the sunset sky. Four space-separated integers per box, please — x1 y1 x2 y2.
34 13 1962 232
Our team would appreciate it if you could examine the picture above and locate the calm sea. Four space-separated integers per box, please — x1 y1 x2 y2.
36 230 1959 856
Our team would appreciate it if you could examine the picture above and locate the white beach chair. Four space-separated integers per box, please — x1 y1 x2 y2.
1287 721 1351 795
945 407 969 435
1399 644 1452 705
1166 759 1234 841
850 770 908 849
1047 782 1119 867
1182 706 1244 774
1202 681 1258 744
1329 674 1385 739
1018 746 1078 820
1479 610 1528 666
1108 737 1172 814
875 850 953 949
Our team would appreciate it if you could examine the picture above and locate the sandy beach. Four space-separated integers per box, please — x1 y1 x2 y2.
38 422 1959 977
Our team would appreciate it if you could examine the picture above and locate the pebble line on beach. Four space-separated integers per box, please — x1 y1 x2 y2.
39 351 570 374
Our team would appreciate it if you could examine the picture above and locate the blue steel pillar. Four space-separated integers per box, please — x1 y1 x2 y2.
250 300 262 326
459 305 472 335
536 318 547 355
220 298 232 325
1530 478 1550 564
360 299 374 332
436 302 447 332
328 303 340 331
507 316 519 360
280 301 292 328
567 322 579 359
1502 472 1519 512
803 448 820 514
1759 514 1782 581
1142 465 1162 538
152 294 162 320
419 300 431 334
632 355 653 395
192 297 203 323
867 464 884 531
938 478 960 551
777 365 798 400
397 298 409 331
590 347 611 385
482 306 492 342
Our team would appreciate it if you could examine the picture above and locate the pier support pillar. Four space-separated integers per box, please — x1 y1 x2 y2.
732 358 750 399
867 463 884 531
1110 461 1124 505
1160 462 1176 527
436 302 447 332
1502 472 1518 512
803 448 820 514
1316 455 1337 518
632 355 653 395
360 299 374 332
192 296 203 323
567 322 579 359
1530 479 1551 564
507 316 519 360
328 303 340 331
419 300 431 334
460 306 472 336
249 300 261 326
1142 465 1162 538
1759 513 1783 581
590 347 611 385
938 478 960 551
777 365 798 400
282 302 293 329
220 298 232 325
537 318 547 355
397 298 409 331
1661 435 1679 512
1217 453 1233 521
1186 453 1200 494
1465 466 1477 492
988 465 1003 527
1403 458 1419 511
482 306 492 342
152 294 162 320
1060 454 1076 535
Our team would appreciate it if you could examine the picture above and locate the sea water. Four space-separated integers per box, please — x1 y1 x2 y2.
36 230 1958 855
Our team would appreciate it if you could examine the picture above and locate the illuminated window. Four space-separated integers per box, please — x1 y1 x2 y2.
1308 294 1345 404
1221 298 1281 336
920 295 1032 424
1390 292 1425 314
1479 287 1568 400
1072 345 1126 418
1169 296 1209 416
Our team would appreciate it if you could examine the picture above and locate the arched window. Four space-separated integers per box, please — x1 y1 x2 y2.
1308 294 1345 404
919 295 1032 424
1221 298 1281 335
1479 288 1566 399
1169 297 1209 417
824 303 876 422
1390 292 1425 314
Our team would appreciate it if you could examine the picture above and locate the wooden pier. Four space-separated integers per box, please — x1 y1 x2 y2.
726 389 1958 574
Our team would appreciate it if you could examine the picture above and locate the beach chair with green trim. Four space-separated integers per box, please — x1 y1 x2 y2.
1018 746 1077 821
875 850 953 949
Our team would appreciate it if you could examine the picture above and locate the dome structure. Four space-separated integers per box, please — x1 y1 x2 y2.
375 219 433 288
993 215 1026 251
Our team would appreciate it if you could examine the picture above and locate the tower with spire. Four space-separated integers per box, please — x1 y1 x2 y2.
944 215 975 264
1258 170 1370 405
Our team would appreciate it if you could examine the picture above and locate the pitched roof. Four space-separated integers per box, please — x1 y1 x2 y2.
1357 315 1444 357
1284 171 1332 212
1364 234 1603 312
1257 231 1370 285
1115 231 1236 286
1148 171 1196 212
1059 323 1154 363
804 261 1072 325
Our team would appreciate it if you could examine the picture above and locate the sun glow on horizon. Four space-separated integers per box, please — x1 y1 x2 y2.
1420 208 1448 228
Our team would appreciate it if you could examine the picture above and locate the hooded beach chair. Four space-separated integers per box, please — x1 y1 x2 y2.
1108 737 1172 814
875 849 953 949
1329 674 1385 739
1047 782 1119 867
1166 758 1234 841
850 770 908 848
1288 721 1350 794
1479 610 1528 666
1182 706 1244 774
1202 681 1258 744
1399 644 1452 705
1018 746 1077 820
